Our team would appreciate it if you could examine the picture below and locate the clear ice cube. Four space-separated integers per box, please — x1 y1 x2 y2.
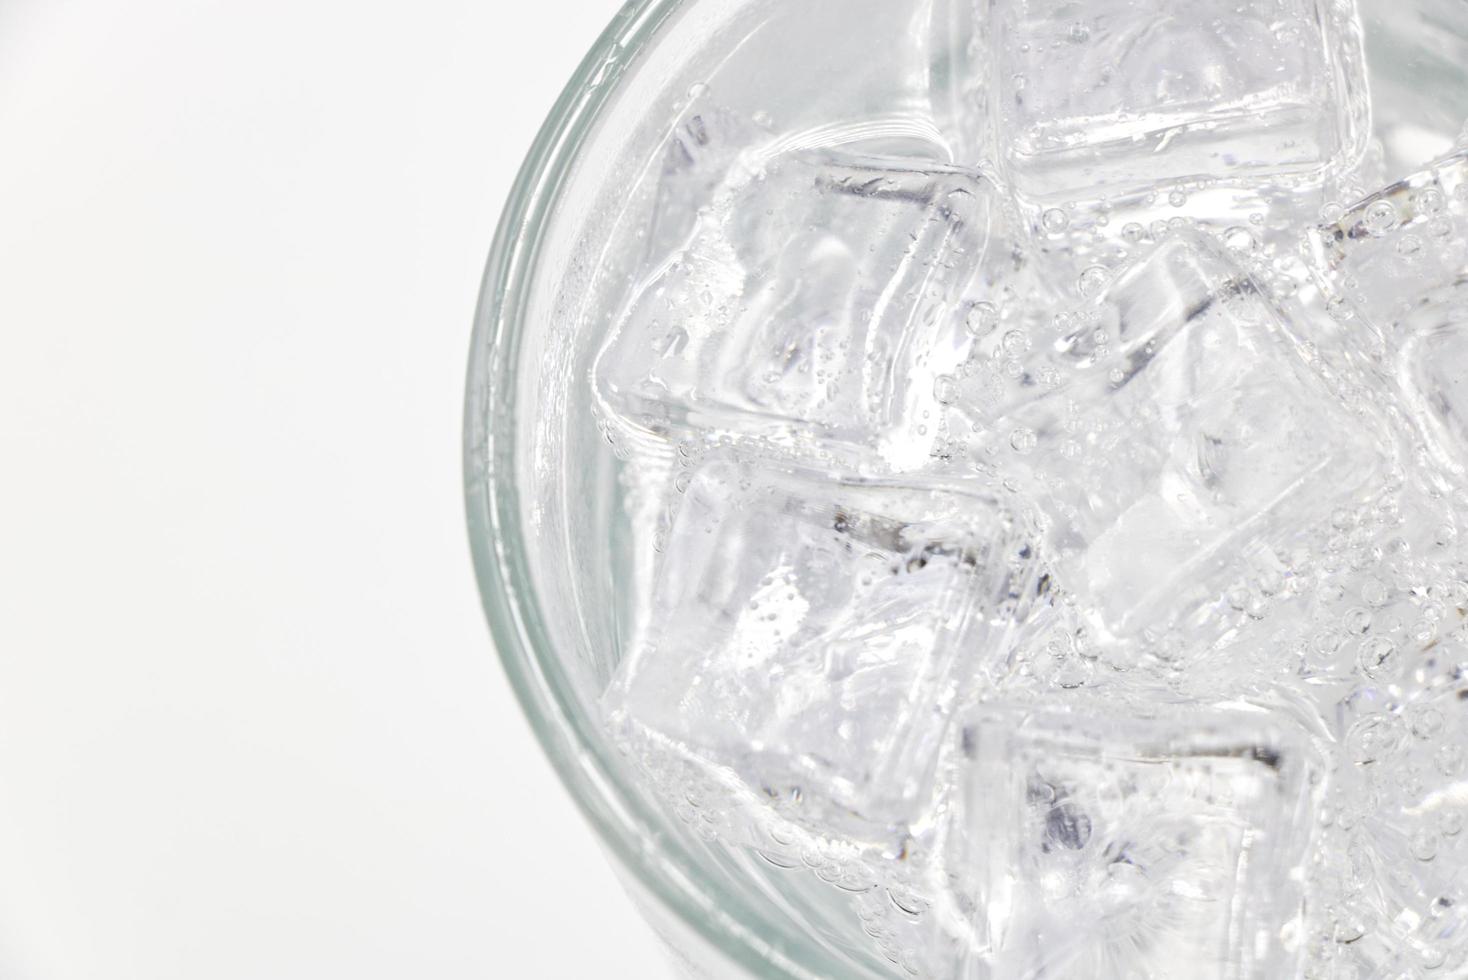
955 699 1322 979
641 99 760 268
604 456 1038 845
1312 149 1468 476
991 0 1370 230
593 147 1020 470
972 232 1386 644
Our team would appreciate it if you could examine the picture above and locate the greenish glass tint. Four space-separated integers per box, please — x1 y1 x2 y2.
462 2 884 976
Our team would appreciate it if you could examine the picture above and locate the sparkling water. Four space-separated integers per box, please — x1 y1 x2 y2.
590 1 1468 976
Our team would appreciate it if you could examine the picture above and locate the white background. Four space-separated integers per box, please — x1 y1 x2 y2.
0 0 672 977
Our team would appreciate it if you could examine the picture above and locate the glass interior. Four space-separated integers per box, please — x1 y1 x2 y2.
465 0 1468 975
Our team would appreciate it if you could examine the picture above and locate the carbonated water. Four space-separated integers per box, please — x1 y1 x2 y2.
588 2 1468 976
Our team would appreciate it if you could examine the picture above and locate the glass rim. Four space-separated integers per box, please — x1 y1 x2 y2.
462 2 894 976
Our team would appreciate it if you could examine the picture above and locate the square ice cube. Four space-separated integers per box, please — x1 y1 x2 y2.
604 456 1037 844
593 148 1018 470
1311 150 1468 475
978 232 1386 643
956 700 1322 979
991 0 1369 210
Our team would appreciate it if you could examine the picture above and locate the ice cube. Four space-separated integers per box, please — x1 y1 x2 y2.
1398 306 1468 478
604 455 1039 846
641 98 760 267
954 699 1322 980
970 231 1388 644
1309 149 1468 328
593 146 1025 471
1306 685 1468 976
1311 149 1468 476
990 0 1370 241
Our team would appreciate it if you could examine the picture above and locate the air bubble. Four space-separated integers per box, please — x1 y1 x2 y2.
1411 829 1440 862
1167 189 1187 207
1311 630 1343 659
1364 199 1399 235
1076 266 1110 298
1041 208 1069 233
1349 714 1402 764
1223 226 1256 252
933 375 958 406
966 301 999 336
1402 771 1428 806
1009 427 1038 454
1412 706 1445 739
1327 298 1355 322
1342 607 1371 634
1361 576 1391 606
1417 187 1447 214
1357 636 1397 678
